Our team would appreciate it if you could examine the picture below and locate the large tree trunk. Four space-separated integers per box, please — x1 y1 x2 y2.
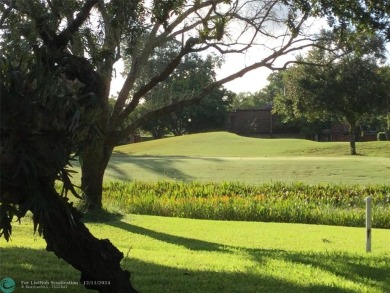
80 142 113 211
39 182 137 292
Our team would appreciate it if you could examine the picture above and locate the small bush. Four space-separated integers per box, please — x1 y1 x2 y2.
377 132 387 141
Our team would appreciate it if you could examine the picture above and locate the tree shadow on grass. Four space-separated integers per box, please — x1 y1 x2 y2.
108 220 229 252
127 257 356 293
281 251 390 292
4 219 387 292
109 220 390 293
106 155 224 182
247 248 390 293
1 247 356 293
0 247 86 292
107 155 195 182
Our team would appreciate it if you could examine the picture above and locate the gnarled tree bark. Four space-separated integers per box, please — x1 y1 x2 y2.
37 181 138 293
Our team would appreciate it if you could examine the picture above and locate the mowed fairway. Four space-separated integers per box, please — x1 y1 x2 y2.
107 132 390 184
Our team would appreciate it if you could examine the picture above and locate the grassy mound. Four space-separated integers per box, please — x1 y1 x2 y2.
102 132 390 185
114 132 390 157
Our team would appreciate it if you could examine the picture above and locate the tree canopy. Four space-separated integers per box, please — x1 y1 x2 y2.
133 51 232 137
3 0 387 208
1 0 389 234
1 0 390 291
273 46 389 154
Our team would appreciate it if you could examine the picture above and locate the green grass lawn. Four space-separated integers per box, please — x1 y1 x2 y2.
104 155 390 184
101 132 390 185
1 214 390 292
115 132 390 157
2 132 389 292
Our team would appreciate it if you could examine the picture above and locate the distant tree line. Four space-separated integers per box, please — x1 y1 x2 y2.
230 31 390 154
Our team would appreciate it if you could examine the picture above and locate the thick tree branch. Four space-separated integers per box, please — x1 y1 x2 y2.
7 0 96 50
269 45 351 70
111 1 274 127
112 37 201 130
114 20 328 141
55 0 98 50
42 50 106 99
164 0 225 35
112 0 221 112
113 82 218 141
111 21 162 120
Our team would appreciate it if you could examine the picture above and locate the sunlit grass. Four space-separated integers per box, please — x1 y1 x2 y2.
101 132 390 185
6 132 388 292
101 155 390 185
67 132 390 185
115 132 390 157
1 214 390 292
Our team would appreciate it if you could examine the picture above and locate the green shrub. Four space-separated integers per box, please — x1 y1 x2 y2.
377 132 387 141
